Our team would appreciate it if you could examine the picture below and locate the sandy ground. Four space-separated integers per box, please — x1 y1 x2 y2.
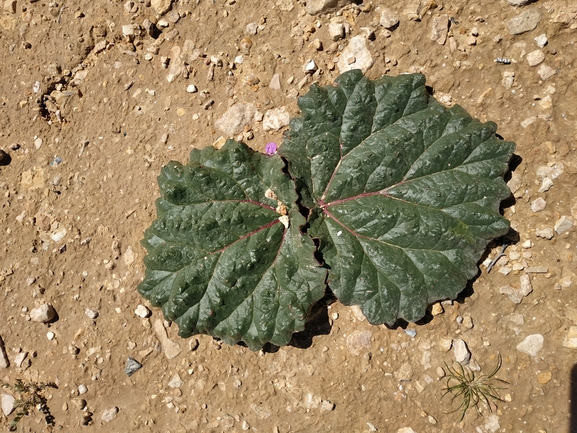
1 0 577 431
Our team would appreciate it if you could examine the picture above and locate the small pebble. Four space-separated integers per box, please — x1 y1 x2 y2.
85 308 99 320
534 33 548 48
554 216 573 235
125 357 142 377
526 50 545 67
562 326 577 349
47 331 55 340
134 305 151 318
78 384 88 395
535 227 554 239
101 406 119 423
453 338 471 364
186 84 198 93
30 304 56 323
2 394 16 416
516 334 544 356
530 198 546 212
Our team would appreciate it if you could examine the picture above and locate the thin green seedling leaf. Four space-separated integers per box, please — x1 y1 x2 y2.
442 355 508 421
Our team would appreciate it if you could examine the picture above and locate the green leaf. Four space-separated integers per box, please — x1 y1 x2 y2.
282 70 515 325
138 140 326 350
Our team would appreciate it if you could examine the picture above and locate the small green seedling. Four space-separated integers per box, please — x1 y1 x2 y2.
442 355 508 421
2 379 57 431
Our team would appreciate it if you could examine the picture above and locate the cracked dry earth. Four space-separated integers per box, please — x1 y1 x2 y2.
1 0 577 432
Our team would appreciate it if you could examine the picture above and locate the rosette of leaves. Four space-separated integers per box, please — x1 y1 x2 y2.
139 70 515 349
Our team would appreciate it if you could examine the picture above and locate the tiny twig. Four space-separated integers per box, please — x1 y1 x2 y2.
486 243 509 273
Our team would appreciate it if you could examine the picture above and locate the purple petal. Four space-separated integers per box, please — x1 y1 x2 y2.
265 142 278 155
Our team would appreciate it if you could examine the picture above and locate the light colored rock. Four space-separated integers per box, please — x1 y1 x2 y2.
562 326 577 349
337 35 374 74
2 394 15 416
554 216 573 235
506 9 542 35
534 34 548 48
328 21 345 41
30 303 56 323
166 45 183 83
346 330 372 356
397 428 417 433
269 74 281 90
85 308 99 320
124 246 135 266
380 9 400 29
153 319 182 359
306 0 352 15
530 197 546 212
349 305 367 321
501 71 515 89
14 352 28 368
430 14 449 45
78 384 88 395
3 0 16 14
525 266 549 273
536 227 554 239
537 64 556 81
394 362 413 381
517 334 544 356
484 414 501 433
263 107 290 131
168 373 183 388
101 406 119 423
439 337 453 352
520 274 533 297
151 0 172 15
527 50 545 66
135 304 151 318
453 338 470 364
215 103 258 136
538 177 554 193
507 0 530 5
0 337 8 368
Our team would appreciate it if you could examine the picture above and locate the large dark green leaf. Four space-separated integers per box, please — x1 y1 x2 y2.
138 140 326 350
282 70 515 325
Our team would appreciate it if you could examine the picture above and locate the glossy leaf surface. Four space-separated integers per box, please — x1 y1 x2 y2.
139 140 326 350
281 70 515 325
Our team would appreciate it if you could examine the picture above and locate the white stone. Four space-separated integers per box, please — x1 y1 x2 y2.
520 274 532 297
562 326 577 349
124 246 135 266
506 9 542 35
168 373 183 388
516 334 544 356
151 0 172 15
530 198 546 212
535 227 554 239
153 319 182 359
2 394 15 416
101 406 119 422
527 50 545 66
453 338 471 364
14 352 27 368
263 107 290 131
484 414 501 433
166 45 183 83
534 34 548 48
337 36 374 74
85 308 99 320
537 64 556 81
430 14 449 45
306 0 352 15
135 304 151 318
46 331 55 340
394 362 413 380
215 103 258 136
380 9 400 29
30 303 56 323
501 71 515 89
538 177 554 193
186 84 197 93
507 0 530 5
397 428 417 433
554 216 573 235
328 21 345 41
78 384 88 395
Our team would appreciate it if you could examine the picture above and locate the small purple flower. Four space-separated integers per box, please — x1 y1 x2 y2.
265 142 278 155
